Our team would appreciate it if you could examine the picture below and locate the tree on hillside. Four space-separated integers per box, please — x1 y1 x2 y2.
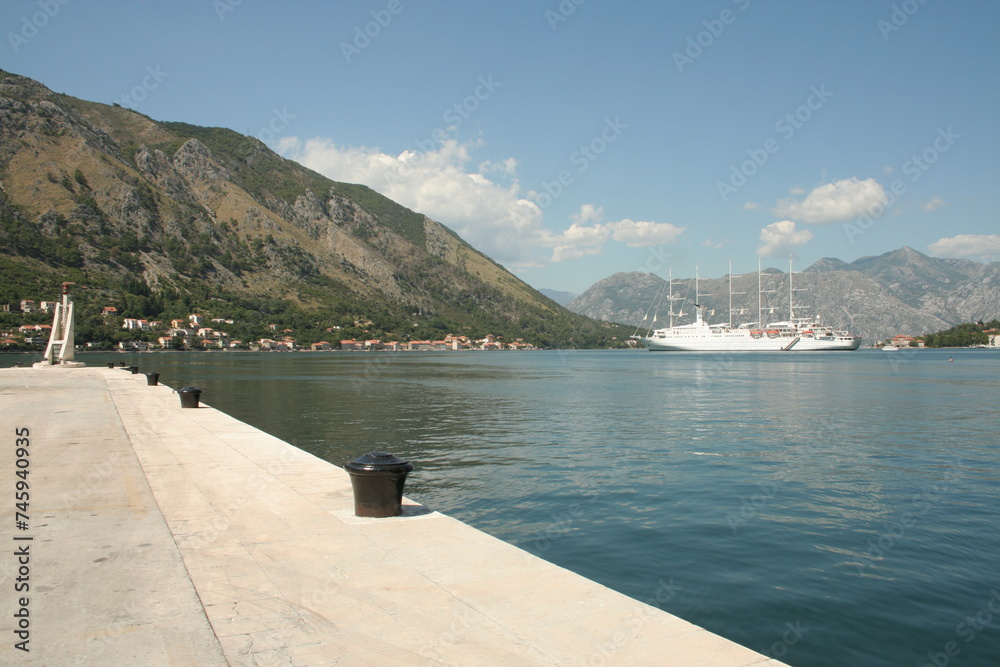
922 320 998 347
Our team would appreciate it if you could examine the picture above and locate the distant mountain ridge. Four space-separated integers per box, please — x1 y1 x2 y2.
538 288 576 306
567 247 1000 344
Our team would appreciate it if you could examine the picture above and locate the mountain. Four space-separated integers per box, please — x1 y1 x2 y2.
0 70 625 347
538 289 576 306
567 248 1000 344
805 257 850 272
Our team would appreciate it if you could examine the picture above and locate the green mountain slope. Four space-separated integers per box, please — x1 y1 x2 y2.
0 69 625 348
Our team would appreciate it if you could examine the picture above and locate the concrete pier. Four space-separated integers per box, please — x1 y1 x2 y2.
1 366 784 666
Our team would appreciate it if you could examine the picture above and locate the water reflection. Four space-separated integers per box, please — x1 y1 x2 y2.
8 348 999 667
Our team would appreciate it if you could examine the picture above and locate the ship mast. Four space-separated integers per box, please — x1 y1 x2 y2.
694 264 709 325
668 268 674 328
728 259 745 328
666 269 686 326
757 256 762 328
787 254 808 321
789 255 794 321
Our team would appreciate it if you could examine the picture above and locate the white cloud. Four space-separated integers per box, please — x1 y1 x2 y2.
551 243 601 263
542 209 685 263
756 220 814 258
278 135 547 265
772 177 887 224
571 203 604 225
921 196 946 212
279 136 684 266
741 201 759 210
608 219 685 247
928 234 1000 260
556 221 610 247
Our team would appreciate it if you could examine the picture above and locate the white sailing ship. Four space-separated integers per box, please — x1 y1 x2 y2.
634 258 861 352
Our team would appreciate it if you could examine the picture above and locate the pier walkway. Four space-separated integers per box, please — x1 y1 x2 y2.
1 366 783 666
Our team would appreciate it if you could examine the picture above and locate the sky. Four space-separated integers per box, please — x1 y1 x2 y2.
2 0 999 293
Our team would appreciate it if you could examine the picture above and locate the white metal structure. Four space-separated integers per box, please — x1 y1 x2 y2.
34 282 86 367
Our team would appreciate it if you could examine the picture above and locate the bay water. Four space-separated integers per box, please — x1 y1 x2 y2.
11 348 999 666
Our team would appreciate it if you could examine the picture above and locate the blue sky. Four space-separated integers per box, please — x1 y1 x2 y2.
2 0 998 293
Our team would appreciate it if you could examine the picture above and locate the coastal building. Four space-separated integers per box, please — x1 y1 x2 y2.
122 318 151 331
20 299 37 312
157 337 174 349
340 339 360 350
311 341 332 351
189 314 204 326
40 300 57 312
891 335 916 347
102 306 119 317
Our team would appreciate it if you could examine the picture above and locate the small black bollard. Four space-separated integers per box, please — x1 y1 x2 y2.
118 361 126 367
128 365 139 374
145 372 160 386
107 362 115 369
178 386 202 409
344 452 413 518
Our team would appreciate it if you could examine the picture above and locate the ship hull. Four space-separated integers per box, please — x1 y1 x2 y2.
640 331 861 352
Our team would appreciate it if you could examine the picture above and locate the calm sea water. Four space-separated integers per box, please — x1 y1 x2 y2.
8 348 999 666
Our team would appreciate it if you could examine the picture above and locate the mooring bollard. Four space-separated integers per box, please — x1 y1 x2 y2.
178 386 202 409
344 452 414 517
145 372 160 386
128 365 139 374
107 362 115 369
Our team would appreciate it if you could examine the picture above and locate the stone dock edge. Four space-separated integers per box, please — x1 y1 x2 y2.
0 366 785 666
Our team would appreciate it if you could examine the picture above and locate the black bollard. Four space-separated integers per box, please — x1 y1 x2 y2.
129 365 139 374
145 372 160 386
178 386 202 408
107 362 115 369
344 452 413 518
